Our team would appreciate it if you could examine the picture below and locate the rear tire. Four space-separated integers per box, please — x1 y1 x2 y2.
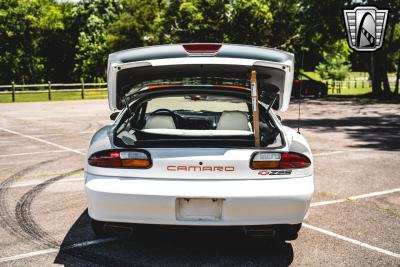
280 223 302 241
91 219 107 237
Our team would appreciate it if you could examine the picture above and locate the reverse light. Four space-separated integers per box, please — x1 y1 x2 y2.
250 152 311 169
182 44 222 54
88 150 151 168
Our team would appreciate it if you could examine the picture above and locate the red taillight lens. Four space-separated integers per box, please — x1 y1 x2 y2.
88 150 151 168
294 79 302 84
279 153 311 168
250 152 311 169
182 44 222 54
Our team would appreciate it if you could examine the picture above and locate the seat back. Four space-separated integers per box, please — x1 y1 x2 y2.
216 111 250 131
144 115 176 129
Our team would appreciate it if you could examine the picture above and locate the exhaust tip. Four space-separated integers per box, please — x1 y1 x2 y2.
104 223 134 236
243 227 276 237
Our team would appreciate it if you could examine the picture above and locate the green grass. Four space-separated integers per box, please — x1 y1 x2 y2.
0 90 107 103
302 71 395 81
328 80 398 96
329 87 372 95
301 71 321 81
301 71 399 96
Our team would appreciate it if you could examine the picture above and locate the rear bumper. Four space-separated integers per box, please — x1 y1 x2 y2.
85 174 314 226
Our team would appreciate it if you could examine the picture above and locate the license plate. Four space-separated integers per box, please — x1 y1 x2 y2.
176 198 223 221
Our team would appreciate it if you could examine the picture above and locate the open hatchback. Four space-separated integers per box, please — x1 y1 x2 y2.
85 43 314 240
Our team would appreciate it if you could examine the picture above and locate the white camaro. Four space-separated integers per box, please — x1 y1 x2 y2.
85 44 314 240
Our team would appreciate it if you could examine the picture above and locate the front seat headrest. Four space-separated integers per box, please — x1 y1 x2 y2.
144 115 176 129
216 111 250 131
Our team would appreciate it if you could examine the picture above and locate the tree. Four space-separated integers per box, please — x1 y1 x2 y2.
106 0 163 51
72 0 123 81
158 0 274 45
160 0 229 43
226 0 273 45
40 2 77 82
0 0 68 84
315 39 352 81
349 0 399 98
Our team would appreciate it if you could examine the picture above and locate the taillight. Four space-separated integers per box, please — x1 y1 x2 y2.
250 152 311 169
88 150 151 168
293 79 302 84
182 44 222 54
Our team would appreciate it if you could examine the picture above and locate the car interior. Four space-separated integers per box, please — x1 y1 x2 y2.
115 93 283 148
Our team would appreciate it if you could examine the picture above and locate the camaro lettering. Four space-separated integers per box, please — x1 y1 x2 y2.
225 166 235 172
167 166 176 171
188 166 202 171
166 166 235 172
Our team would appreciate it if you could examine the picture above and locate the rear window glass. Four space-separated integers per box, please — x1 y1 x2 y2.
127 77 250 97
146 96 248 113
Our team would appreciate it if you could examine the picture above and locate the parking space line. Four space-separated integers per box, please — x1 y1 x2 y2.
4 177 84 189
0 127 85 155
314 151 345 156
303 223 400 258
0 237 119 263
0 132 93 140
314 149 400 157
311 188 400 207
0 149 86 158
32 134 65 137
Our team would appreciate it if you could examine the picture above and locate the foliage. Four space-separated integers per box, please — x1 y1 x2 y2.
315 40 352 81
159 0 273 45
72 0 123 81
0 0 68 83
106 0 163 51
0 0 397 98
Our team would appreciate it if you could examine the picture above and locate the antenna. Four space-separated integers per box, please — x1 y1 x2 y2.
297 51 304 134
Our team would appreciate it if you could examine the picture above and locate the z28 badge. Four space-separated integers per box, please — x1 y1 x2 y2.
258 170 292 176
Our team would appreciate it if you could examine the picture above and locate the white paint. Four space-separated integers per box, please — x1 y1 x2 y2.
0 248 59 263
303 223 400 258
314 151 346 157
310 199 347 207
0 134 62 140
0 149 86 158
4 177 84 189
311 187 400 207
0 127 85 155
314 149 400 157
0 237 119 263
349 187 400 200
32 134 64 137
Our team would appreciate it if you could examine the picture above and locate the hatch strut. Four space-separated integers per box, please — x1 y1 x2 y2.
250 70 260 147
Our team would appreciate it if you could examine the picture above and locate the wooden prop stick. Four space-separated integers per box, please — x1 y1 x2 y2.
250 70 260 147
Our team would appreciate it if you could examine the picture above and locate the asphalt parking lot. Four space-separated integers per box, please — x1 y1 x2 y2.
0 98 399 266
